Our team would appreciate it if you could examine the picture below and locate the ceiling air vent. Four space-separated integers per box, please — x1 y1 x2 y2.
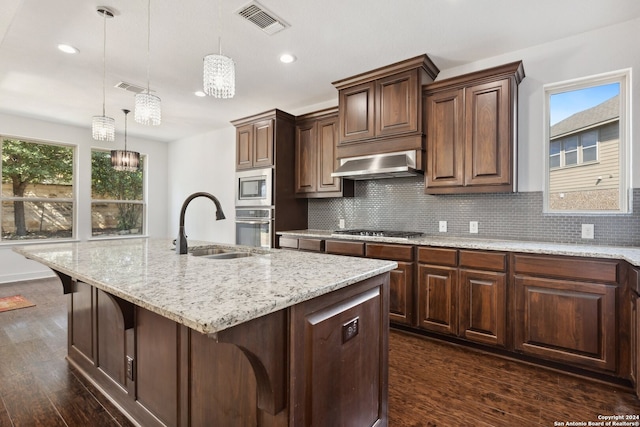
114 81 146 94
236 1 288 35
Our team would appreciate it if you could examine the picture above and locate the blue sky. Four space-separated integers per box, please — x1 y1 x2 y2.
549 82 619 125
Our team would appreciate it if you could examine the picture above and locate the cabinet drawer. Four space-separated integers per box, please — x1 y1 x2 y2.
325 240 365 257
417 247 457 266
459 250 506 272
298 238 325 252
278 237 298 249
514 254 619 284
366 243 413 262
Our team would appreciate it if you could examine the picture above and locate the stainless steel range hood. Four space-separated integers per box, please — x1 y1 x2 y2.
331 150 421 180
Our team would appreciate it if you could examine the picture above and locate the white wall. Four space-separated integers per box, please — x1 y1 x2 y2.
0 113 169 283
167 126 236 244
433 16 639 192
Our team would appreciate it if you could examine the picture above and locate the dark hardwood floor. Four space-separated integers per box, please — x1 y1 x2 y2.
1 278 639 426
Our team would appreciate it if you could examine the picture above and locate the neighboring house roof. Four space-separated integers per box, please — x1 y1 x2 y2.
550 94 619 139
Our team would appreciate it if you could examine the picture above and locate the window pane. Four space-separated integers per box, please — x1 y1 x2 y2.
91 151 143 201
2 201 73 240
91 202 143 237
565 151 577 165
2 139 73 198
563 136 578 152
583 146 597 163
549 154 560 168
550 141 561 155
581 130 597 148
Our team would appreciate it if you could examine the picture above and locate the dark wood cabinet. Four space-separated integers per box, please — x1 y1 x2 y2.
366 243 415 326
333 55 439 163
423 61 524 194
235 118 274 170
513 254 620 374
295 108 354 198
416 247 508 347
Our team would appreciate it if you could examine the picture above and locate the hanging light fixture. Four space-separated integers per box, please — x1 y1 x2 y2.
92 7 115 141
111 109 140 172
134 0 161 125
203 2 235 98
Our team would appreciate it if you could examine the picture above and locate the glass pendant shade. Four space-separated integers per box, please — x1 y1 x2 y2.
92 115 115 141
134 92 161 125
203 53 235 99
110 150 140 172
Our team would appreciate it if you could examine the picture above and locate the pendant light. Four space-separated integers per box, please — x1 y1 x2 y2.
203 2 235 98
134 0 161 125
92 7 115 141
111 109 140 172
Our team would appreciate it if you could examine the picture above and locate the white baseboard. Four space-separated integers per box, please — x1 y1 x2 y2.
0 270 56 284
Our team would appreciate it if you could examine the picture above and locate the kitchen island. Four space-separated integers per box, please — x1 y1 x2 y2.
14 239 396 427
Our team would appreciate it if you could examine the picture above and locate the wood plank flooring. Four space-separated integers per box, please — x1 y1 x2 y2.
1 278 639 426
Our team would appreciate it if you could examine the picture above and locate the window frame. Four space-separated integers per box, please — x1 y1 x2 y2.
0 135 77 243
89 148 147 239
543 68 631 214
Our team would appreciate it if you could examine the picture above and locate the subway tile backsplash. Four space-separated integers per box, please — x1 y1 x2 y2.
308 176 640 246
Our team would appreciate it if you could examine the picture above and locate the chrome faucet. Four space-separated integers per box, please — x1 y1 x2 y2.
176 192 226 254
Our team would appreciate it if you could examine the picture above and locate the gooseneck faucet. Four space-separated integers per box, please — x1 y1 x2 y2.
176 192 226 254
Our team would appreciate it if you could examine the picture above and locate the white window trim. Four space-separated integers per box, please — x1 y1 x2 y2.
543 68 632 215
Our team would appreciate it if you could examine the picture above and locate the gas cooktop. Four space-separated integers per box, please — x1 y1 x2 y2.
333 229 425 239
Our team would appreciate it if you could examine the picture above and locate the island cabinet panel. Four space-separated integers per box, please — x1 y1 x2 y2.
135 307 179 426
70 280 93 360
417 264 458 336
290 274 389 427
96 289 127 386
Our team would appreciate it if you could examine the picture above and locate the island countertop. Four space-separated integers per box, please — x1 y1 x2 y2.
13 238 397 335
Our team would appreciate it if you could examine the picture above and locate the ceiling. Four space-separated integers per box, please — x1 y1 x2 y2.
1 0 639 143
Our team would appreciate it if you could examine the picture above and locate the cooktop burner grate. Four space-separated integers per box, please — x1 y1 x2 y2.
333 229 424 239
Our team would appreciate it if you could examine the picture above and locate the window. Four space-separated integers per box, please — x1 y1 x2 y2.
1 137 75 241
544 69 630 213
91 149 145 237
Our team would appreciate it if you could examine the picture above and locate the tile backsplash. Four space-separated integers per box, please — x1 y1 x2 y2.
308 176 640 246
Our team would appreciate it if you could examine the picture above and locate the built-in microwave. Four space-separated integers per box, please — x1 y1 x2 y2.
235 168 273 207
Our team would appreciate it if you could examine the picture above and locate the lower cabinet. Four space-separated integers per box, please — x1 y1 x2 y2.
513 254 620 374
416 247 508 348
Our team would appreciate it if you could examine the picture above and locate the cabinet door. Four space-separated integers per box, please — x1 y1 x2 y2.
376 70 419 137
425 88 465 188
295 121 317 194
417 264 458 335
514 275 617 373
339 81 376 143
236 124 254 170
389 261 415 326
464 78 511 186
317 116 341 193
253 119 274 168
459 269 506 347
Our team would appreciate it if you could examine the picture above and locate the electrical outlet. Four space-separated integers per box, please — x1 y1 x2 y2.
581 224 594 239
339 219 345 229
439 221 447 233
469 221 479 234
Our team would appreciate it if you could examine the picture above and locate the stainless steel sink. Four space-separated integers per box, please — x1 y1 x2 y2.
189 247 254 260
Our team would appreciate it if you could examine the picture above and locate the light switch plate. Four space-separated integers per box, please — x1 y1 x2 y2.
469 221 478 234
339 219 345 229
582 224 594 239
439 221 447 233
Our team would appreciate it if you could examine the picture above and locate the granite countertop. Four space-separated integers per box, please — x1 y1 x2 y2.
277 229 640 267
13 239 396 335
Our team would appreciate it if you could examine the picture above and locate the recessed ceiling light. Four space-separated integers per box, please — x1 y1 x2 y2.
195 91 206 97
279 53 296 64
58 44 79 54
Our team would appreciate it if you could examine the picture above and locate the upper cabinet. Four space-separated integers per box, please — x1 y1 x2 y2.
295 108 354 198
332 55 440 161
423 61 525 194
232 110 295 171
